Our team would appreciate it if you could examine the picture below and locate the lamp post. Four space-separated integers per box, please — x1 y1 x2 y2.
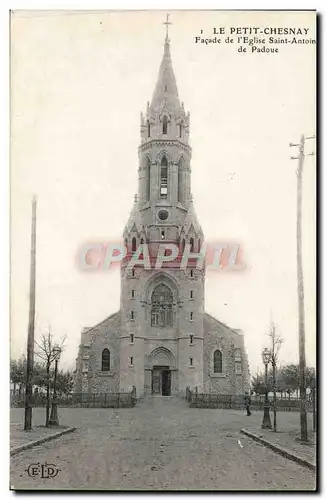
49 346 61 426
311 378 316 433
261 347 272 429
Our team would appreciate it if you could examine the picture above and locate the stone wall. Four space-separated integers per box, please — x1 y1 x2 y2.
119 267 205 395
75 308 250 396
203 313 250 395
85 312 121 393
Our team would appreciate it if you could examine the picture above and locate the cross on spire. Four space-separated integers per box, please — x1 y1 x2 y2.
163 13 172 40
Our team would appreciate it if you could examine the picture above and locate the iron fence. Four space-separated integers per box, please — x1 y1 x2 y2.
10 389 137 409
185 388 314 412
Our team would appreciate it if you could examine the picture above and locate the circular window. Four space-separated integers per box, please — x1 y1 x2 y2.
157 209 169 221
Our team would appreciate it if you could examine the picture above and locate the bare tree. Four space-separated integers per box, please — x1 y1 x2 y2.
268 320 283 432
34 327 66 426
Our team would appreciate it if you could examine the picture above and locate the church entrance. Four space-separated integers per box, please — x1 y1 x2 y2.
152 366 171 396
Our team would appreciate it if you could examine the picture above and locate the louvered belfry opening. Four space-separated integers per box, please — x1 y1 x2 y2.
160 156 168 199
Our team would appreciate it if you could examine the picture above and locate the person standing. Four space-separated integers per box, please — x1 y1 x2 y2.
244 391 251 416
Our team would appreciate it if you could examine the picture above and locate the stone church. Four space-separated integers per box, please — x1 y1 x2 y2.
74 30 250 397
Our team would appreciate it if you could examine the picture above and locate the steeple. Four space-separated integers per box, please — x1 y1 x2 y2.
140 15 190 145
149 28 181 114
127 13 203 249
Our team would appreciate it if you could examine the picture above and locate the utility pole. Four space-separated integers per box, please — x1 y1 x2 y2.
290 134 315 442
24 196 37 431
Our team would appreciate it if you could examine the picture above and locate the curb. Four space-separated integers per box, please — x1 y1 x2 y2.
10 427 77 457
240 428 316 471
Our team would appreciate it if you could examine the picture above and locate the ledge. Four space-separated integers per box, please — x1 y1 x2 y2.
11 427 76 457
96 371 115 377
210 373 227 378
240 428 316 471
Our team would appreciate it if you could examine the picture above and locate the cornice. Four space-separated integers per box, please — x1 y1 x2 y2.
139 139 191 154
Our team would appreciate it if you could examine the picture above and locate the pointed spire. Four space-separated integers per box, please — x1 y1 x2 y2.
149 15 181 113
163 35 171 58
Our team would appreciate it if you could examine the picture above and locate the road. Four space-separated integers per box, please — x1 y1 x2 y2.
11 397 316 491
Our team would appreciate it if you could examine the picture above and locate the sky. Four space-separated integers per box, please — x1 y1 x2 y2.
10 10 316 375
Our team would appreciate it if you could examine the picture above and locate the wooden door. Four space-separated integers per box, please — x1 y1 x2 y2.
162 370 171 396
152 369 161 394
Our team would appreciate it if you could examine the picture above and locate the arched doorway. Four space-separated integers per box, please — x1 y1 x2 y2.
147 347 175 396
152 367 171 396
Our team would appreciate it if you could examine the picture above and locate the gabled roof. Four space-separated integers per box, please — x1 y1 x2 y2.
81 311 120 337
204 312 241 336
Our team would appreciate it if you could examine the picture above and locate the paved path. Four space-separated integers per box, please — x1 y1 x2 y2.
243 425 316 466
11 397 316 491
10 416 70 451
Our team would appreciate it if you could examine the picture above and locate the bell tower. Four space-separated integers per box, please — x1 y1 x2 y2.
137 26 193 243
120 18 205 396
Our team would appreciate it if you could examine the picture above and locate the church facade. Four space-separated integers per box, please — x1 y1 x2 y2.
74 32 250 397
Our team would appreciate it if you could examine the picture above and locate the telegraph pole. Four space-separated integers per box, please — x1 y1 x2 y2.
24 196 37 431
290 135 315 442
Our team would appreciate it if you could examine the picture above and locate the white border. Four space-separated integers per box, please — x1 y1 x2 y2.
3 1 323 499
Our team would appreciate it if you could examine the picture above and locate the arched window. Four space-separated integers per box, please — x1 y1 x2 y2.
140 238 144 245
178 123 183 138
146 157 151 201
181 238 185 255
178 158 183 203
151 284 173 327
102 348 110 371
132 237 137 252
198 239 201 253
124 238 128 252
162 116 168 135
147 120 150 138
190 237 194 252
213 350 222 373
160 156 168 199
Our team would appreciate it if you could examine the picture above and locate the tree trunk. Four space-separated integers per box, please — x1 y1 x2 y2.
272 362 277 431
45 361 50 427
